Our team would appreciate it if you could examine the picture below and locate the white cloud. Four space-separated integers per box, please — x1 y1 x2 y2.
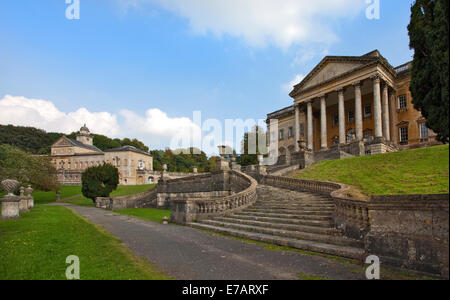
282 74 305 94
0 95 120 136
118 0 365 48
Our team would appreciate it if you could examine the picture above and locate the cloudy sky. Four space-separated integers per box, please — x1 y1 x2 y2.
0 0 414 155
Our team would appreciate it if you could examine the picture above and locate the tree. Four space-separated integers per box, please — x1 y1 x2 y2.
0 144 58 191
408 0 449 143
81 164 119 202
238 126 268 166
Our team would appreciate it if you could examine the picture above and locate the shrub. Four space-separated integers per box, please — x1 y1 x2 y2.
81 164 119 202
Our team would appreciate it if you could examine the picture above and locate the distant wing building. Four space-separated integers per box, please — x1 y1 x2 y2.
50 125 153 185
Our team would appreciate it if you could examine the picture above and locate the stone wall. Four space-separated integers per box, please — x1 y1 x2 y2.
262 174 449 278
95 188 157 210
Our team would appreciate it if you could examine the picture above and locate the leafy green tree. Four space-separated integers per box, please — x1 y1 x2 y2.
0 144 58 191
408 0 449 142
81 164 119 202
238 126 267 166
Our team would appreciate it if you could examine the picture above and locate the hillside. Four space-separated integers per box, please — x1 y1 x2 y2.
292 145 449 196
0 124 148 154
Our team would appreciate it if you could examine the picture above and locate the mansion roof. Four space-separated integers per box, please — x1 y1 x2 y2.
55 136 103 152
289 50 412 99
104 145 151 156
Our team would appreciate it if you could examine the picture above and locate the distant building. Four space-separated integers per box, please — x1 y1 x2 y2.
50 125 153 185
267 50 438 165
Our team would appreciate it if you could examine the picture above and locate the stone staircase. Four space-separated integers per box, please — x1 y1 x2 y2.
189 185 365 260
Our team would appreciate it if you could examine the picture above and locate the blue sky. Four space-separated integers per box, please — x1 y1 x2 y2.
0 0 415 154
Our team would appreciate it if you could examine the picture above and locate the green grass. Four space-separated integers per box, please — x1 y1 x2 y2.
0 205 172 280
292 145 449 196
113 208 171 224
298 274 329 280
57 184 156 207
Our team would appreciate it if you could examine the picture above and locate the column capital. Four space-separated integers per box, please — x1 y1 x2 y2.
352 81 362 88
371 74 381 83
335 87 346 94
305 99 315 105
318 94 327 100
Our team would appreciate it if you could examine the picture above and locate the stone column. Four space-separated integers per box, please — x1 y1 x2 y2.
306 100 314 151
320 95 328 150
389 91 399 143
337 88 346 144
382 83 391 141
353 81 363 141
294 104 300 152
372 75 383 138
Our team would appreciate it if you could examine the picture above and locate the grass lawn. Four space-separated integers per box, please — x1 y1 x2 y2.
57 184 157 207
113 208 172 224
0 205 171 280
292 145 449 196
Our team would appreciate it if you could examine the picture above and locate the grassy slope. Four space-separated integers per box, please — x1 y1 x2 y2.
0 205 171 280
292 145 449 196
113 208 172 223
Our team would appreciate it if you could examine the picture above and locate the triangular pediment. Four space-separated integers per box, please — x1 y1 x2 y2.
52 136 75 148
301 61 365 90
290 54 383 97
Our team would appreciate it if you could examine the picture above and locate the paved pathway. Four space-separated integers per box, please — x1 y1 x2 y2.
53 203 366 280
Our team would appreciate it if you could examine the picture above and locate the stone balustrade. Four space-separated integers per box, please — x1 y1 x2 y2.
261 175 341 195
170 170 258 224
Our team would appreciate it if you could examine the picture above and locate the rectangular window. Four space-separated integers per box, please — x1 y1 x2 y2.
288 127 294 138
333 114 339 127
364 105 372 118
420 123 429 138
398 95 407 109
299 123 304 135
279 129 284 140
399 127 409 143
348 110 355 122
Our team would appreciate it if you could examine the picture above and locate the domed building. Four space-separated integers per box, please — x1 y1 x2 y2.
50 125 153 186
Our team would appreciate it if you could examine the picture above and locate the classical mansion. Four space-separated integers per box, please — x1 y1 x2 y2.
267 50 437 166
50 125 154 186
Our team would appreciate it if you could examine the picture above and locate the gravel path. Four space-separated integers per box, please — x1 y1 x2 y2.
53 203 366 280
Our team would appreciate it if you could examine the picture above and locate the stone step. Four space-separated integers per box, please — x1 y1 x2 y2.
214 216 335 235
231 213 333 228
235 211 333 222
202 219 363 248
252 203 335 209
189 222 365 260
244 208 333 216
248 206 335 214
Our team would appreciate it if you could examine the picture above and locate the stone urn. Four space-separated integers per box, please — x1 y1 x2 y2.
26 185 34 209
1 179 21 219
18 186 29 213
1 179 20 196
298 139 307 151
257 154 264 166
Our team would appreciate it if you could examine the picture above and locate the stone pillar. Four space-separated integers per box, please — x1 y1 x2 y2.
372 75 383 138
320 95 328 150
26 185 34 209
306 100 314 151
337 88 346 144
389 91 399 143
353 81 363 141
1 179 21 219
294 104 300 152
19 186 29 213
382 83 391 141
